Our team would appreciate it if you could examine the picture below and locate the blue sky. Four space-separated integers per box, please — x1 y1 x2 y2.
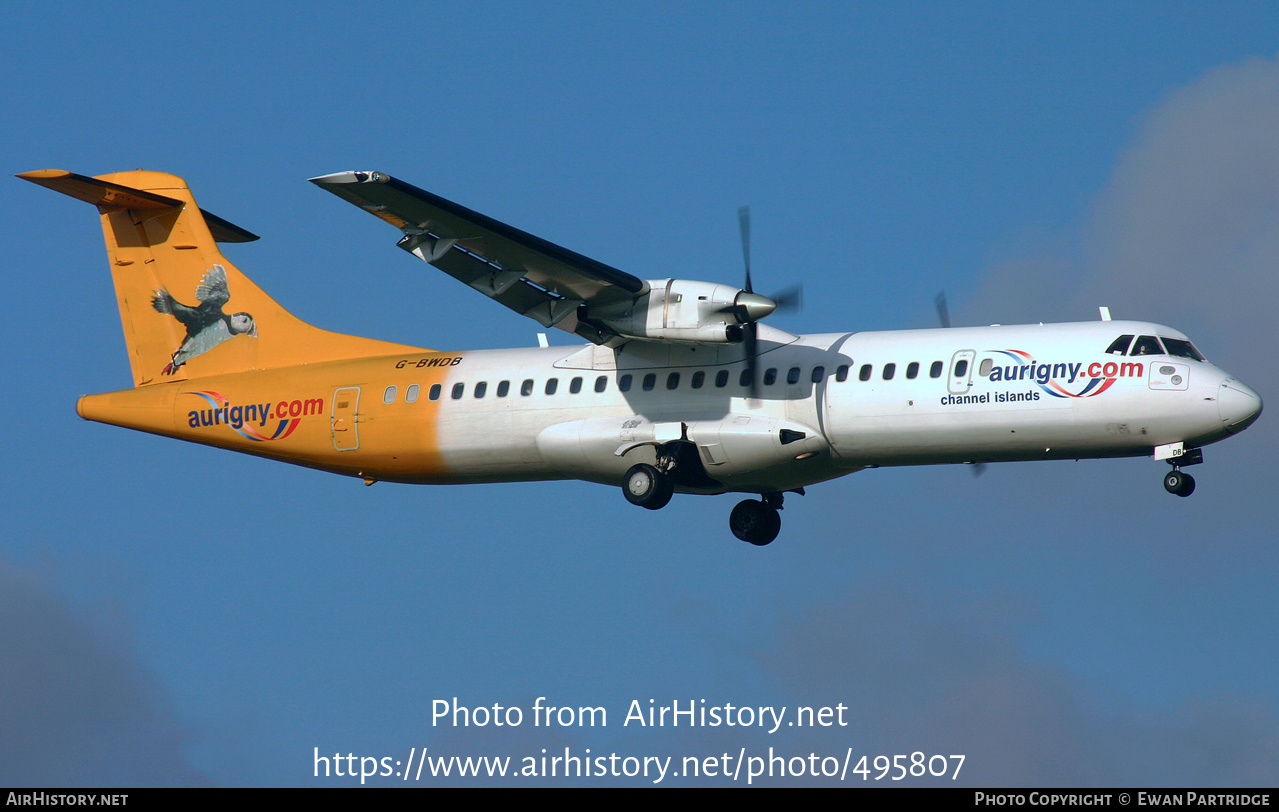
3 2 1279 786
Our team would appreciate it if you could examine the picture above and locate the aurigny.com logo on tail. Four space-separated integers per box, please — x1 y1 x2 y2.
184 391 323 441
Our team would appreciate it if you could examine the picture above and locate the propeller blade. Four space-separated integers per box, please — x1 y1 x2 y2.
732 204 786 400
935 291 951 329
744 320 759 399
970 462 987 478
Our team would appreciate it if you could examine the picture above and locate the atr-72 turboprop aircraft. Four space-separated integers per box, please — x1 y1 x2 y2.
20 169 1263 545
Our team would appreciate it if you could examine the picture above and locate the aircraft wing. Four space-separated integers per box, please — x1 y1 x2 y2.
310 171 648 344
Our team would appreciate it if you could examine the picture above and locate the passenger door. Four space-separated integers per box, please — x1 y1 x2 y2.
331 387 361 451
947 350 976 394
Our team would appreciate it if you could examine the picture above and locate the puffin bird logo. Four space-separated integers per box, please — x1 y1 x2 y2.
152 265 257 375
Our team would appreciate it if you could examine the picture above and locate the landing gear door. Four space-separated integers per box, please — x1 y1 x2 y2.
331 387 360 451
948 350 976 394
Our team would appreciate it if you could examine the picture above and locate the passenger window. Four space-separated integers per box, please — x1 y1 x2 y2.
691 371 705 389
545 378 558 395
406 384 420 403
619 374 633 392
452 383 465 400
429 383 442 401
739 369 753 387
715 370 730 387
835 365 849 382
1130 335 1164 356
859 364 872 381
642 374 656 391
497 381 510 397
595 376 608 393
521 379 534 396
787 367 801 384
1106 335 1134 355
383 385 397 404
906 362 919 379
883 363 896 380
570 377 583 394
764 368 778 385
930 361 943 378
667 372 680 390
954 359 969 377
474 382 487 398
978 358 992 376
811 366 825 383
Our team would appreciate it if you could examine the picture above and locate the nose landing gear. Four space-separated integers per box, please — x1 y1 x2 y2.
1162 447 1203 498
1163 469 1195 497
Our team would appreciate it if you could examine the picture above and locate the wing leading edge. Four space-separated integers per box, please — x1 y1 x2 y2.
309 171 648 344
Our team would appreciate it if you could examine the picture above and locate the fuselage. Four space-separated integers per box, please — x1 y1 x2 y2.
76 319 1262 495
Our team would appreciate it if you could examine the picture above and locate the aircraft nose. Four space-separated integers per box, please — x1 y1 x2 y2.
1219 378 1263 434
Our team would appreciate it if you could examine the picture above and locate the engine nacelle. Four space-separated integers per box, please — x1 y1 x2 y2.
585 278 771 343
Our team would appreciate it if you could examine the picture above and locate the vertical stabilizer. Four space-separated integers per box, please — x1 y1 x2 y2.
19 169 425 387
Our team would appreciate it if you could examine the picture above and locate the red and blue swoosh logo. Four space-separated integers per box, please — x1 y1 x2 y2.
185 391 303 441
992 350 1118 398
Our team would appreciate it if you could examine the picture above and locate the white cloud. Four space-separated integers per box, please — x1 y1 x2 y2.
969 55 1279 384
0 557 210 787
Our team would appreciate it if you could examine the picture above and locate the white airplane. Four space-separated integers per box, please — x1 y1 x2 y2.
21 169 1263 545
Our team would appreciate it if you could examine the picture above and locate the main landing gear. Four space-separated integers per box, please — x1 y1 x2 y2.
1162 448 1203 498
623 463 674 510
620 460 788 546
729 493 785 546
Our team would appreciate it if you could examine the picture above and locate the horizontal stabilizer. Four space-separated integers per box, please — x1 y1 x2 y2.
17 169 259 243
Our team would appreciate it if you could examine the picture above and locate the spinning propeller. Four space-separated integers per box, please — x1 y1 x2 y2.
934 290 951 329
730 206 802 397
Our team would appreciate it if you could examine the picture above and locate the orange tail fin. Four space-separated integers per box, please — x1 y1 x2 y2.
19 169 425 386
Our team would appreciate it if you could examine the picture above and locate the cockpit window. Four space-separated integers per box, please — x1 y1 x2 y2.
1105 335 1134 355
1129 335 1164 356
1161 337 1205 362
